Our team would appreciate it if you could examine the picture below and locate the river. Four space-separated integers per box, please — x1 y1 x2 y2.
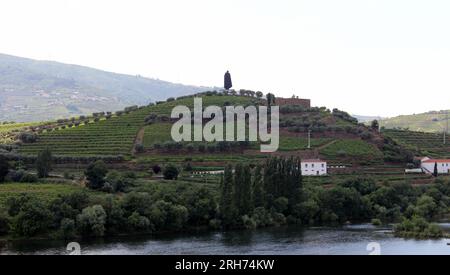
2 224 450 255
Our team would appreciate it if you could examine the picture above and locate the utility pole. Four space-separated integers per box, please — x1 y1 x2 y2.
444 110 448 145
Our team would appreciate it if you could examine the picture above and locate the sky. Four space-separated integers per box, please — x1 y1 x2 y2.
1 0 450 117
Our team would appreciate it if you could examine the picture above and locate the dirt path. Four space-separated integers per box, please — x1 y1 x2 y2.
317 139 338 151
132 127 145 155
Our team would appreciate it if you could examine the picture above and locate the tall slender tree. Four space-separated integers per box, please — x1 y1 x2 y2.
433 162 439 177
36 147 52 178
220 165 236 227
252 165 265 208
224 71 233 90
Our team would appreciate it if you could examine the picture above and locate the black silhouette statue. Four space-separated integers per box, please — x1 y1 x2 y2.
224 70 232 90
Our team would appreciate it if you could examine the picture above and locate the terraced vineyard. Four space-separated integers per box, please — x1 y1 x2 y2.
383 129 450 158
18 95 257 157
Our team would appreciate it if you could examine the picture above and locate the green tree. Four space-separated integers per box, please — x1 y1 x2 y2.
371 120 379 131
163 165 179 180
240 164 253 215
36 147 52 178
77 205 107 237
252 165 265 208
0 155 9 182
219 165 236 227
10 197 53 237
85 160 108 190
433 162 438 177
266 93 276 107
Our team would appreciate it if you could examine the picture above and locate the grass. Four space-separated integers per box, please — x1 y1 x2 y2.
278 136 333 151
320 139 383 158
143 123 172 147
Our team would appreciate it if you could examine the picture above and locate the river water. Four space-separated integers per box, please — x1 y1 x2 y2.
2 224 450 255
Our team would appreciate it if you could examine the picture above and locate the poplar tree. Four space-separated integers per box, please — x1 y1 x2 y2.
240 164 253 215
220 164 236 227
252 165 265 208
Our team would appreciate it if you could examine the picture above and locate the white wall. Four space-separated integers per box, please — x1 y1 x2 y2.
421 162 450 174
301 162 327 176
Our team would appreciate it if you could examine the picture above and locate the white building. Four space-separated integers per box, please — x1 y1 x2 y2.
420 157 450 174
301 159 327 176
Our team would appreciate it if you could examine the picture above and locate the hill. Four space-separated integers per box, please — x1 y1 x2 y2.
0 53 209 122
2 92 395 169
380 110 450 133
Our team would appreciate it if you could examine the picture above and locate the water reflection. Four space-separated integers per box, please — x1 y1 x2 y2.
1 224 450 255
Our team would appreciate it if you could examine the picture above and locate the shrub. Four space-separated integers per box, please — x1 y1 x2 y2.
163 165 179 180
85 160 108 190
371 218 382 226
59 218 76 239
20 173 38 183
152 165 161 174
135 143 144 153
0 155 9 182
18 132 37 143
0 212 10 235
198 144 206 152
6 169 25 182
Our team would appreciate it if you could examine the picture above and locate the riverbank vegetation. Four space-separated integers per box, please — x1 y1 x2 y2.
1 155 450 240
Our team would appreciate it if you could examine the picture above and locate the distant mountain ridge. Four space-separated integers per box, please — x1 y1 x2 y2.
0 53 210 122
352 114 385 123
380 110 450 133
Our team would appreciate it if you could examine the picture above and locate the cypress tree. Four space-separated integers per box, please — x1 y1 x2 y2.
224 71 232 90
433 162 438 177
36 147 53 178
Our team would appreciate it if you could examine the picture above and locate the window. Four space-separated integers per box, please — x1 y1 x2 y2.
312 164 315 168
321 163 324 168
305 164 308 168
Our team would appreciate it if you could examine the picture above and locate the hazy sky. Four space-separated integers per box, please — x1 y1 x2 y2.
1 0 450 117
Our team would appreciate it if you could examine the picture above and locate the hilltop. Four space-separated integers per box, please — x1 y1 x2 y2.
380 110 450 133
0 53 209 122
